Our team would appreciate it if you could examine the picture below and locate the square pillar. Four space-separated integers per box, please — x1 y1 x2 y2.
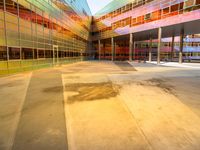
171 35 175 61
157 27 162 64
129 33 133 61
133 40 136 60
111 37 115 61
115 41 117 60
98 40 101 60
179 30 184 64
149 35 152 62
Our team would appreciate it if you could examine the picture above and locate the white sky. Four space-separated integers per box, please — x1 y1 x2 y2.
87 0 113 15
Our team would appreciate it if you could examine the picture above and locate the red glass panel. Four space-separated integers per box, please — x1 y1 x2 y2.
19 4 31 21
5 0 18 15
171 4 179 12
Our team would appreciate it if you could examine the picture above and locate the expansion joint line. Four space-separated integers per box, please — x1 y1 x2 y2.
119 97 156 150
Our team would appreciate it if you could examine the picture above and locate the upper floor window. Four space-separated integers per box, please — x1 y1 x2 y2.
5 0 18 15
184 0 196 8
171 4 179 12
145 13 151 20
0 0 3 11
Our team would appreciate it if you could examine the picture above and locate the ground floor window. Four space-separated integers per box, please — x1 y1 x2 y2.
45 50 52 58
0 46 7 61
38 50 45 58
9 47 20 60
22 48 33 59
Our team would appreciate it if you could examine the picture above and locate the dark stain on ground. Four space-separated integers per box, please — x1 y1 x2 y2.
0 80 22 88
114 61 137 71
43 86 63 93
148 78 175 95
136 78 177 96
65 82 121 103
0 111 16 120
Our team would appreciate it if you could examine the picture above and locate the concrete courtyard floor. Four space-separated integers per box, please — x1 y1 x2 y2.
0 61 200 150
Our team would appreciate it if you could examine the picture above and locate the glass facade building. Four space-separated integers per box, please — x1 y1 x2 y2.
92 0 200 62
0 0 91 75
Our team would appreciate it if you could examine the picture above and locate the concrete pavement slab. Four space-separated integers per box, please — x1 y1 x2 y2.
12 70 68 150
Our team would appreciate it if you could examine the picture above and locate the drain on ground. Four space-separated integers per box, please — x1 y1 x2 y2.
65 82 120 103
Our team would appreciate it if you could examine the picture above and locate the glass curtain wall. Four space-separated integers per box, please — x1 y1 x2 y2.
0 0 92 75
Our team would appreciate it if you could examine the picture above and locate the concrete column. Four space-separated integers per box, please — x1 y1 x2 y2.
129 33 133 61
111 37 115 61
133 39 136 60
179 30 184 64
53 48 55 65
115 41 117 60
57 48 59 63
98 40 101 60
149 35 152 62
157 27 162 64
171 35 175 61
